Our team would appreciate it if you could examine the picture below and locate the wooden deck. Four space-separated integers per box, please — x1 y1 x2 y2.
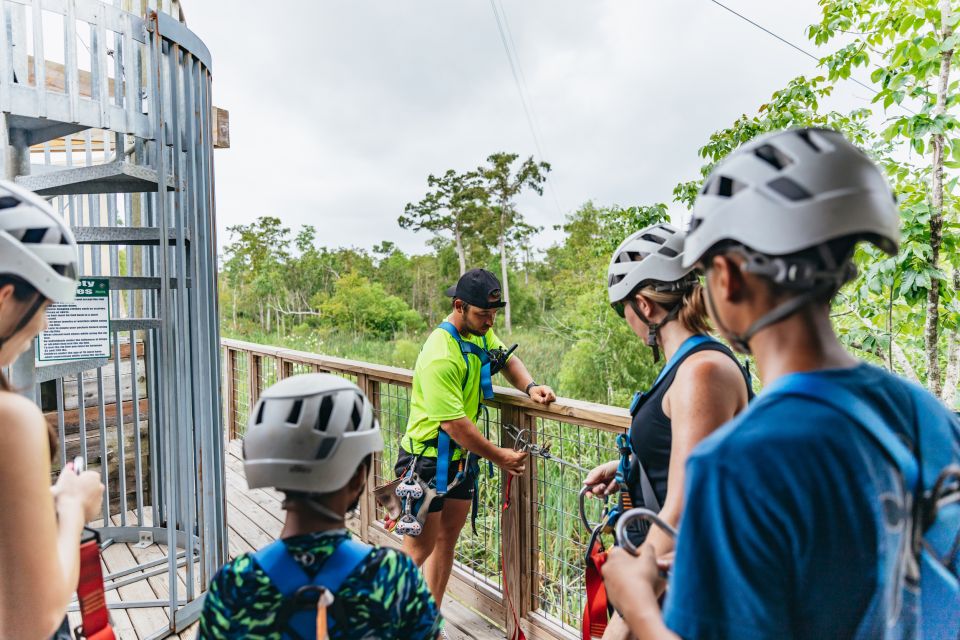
77 440 503 639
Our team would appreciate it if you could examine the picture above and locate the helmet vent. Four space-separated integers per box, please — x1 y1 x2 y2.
640 233 665 245
796 129 822 152
703 176 744 198
658 246 679 258
314 437 336 460
754 144 792 170
768 177 812 201
286 399 303 424
255 401 266 425
21 228 48 244
0 196 19 209
316 395 334 432
349 394 364 431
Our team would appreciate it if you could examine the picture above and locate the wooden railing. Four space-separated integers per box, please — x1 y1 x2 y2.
221 337 630 640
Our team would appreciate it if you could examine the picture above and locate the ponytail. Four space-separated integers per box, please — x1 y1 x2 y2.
678 284 711 335
637 282 712 336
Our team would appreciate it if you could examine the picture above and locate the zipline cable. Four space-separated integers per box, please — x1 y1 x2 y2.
706 0 916 116
488 0 565 216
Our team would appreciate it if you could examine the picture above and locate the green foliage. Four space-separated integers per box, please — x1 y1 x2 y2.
317 271 425 338
392 339 422 369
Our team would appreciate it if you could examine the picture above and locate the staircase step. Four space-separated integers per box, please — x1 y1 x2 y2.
6 114 90 147
16 161 179 196
73 227 191 246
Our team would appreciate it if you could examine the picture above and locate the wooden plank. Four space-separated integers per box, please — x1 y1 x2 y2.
99 533 170 638
443 596 504 640
212 106 229 149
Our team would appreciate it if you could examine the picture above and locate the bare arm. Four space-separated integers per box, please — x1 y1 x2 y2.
501 356 555 404
643 354 746 555
441 416 526 475
0 394 83 637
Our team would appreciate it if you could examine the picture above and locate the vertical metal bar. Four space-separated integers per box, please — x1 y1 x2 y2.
77 372 88 469
167 40 197 604
30 0 45 116
0 2 12 113
130 330 143 523
148 13 179 621
97 366 109 523
64 0 78 122
56 378 67 469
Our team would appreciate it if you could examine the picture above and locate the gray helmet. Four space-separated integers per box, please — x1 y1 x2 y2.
683 128 901 354
607 223 696 304
0 180 79 302
243 374 383 495
683 127 900 270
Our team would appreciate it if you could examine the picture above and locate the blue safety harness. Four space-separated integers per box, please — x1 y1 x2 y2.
252 537 373 639
434 321 494 495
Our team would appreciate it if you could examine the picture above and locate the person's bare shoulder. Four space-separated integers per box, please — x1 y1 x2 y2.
675 349 743 390
0 391 48 454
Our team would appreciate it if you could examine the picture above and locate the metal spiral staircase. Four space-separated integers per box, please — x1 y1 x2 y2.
1 1 224 636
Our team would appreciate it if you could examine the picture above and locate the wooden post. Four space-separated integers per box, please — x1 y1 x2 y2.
367 379 383 531
356 372 373 539
248 352 262 422
500 404 530 636
224 348 237 440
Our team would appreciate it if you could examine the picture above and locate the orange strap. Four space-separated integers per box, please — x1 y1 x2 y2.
76 529 115 640
582 538 609 640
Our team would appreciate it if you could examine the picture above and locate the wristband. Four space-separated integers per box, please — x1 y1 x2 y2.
524 381 538 396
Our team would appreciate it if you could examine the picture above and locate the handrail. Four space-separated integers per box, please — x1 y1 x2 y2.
220 337 631 432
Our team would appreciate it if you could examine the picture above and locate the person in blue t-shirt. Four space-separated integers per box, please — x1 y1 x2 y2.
600 127 960 639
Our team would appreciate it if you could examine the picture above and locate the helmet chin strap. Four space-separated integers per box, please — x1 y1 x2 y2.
0 295 46 352
627 299 682 363
703 278 834 355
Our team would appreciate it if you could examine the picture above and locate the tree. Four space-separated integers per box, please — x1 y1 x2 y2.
479 153 551 332
668 1 960 405
221 216 291 331
809 0 960 401
399 169 489 275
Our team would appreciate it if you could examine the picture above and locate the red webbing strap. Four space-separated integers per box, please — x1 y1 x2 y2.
76 531 115 640
501 475 527 640
582 538 609 640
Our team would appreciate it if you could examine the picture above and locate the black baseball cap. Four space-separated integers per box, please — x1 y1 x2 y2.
445 268 507 309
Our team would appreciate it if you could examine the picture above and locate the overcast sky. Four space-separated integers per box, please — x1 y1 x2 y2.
184 1 877 257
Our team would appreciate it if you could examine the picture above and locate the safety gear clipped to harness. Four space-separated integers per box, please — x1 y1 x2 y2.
374 468 438 538
253 538 373 640
74 527 115 640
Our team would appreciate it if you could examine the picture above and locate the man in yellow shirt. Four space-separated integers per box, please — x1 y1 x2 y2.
395 268 556 604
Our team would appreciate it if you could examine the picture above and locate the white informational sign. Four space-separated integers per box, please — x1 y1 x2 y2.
37 278 112 361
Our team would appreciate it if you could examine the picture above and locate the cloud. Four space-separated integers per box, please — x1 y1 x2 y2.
186 0 867 256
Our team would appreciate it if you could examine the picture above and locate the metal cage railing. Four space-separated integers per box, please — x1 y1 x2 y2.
1 1 223 636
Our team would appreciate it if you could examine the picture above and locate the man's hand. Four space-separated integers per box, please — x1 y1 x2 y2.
495 448 527 476
528 384 556 405
602 545 667 613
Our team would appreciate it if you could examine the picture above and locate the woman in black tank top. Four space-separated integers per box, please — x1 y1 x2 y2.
586 223 752 572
